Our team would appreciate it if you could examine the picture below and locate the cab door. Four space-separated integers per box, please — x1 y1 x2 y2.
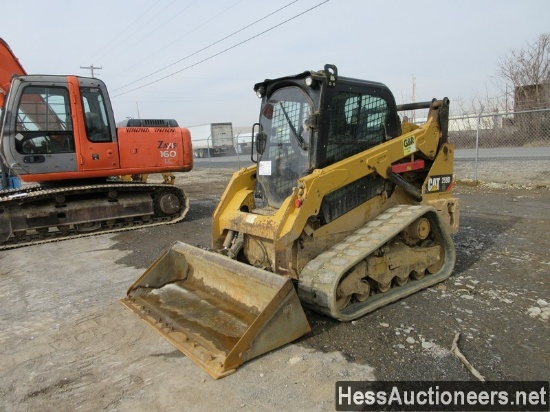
70 77 120 171
2 76 80 178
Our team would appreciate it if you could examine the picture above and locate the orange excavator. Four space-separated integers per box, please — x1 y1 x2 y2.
0 38 193 248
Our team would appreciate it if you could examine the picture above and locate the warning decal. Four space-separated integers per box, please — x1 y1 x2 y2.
403 136 416 155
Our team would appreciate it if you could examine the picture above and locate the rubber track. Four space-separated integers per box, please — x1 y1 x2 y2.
0 183 188 250
297 204 456 321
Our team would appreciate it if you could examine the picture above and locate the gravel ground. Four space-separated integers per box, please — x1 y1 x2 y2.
0 163 548 411
455 158 550 186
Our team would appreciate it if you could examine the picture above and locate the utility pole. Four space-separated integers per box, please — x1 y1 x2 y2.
80 64 102 78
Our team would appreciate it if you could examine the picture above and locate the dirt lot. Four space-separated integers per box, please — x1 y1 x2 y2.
1 167 549 411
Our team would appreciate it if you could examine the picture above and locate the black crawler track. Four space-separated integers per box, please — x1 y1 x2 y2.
0 183 189 250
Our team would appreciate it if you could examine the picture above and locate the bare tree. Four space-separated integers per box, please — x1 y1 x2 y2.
497 33 550 110
454 89 506 116
450 35 549 149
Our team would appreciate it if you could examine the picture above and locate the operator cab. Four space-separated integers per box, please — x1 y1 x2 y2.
1 75 119 180
252 64 401 212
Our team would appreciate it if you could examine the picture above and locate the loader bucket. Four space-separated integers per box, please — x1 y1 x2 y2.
121 241 311 379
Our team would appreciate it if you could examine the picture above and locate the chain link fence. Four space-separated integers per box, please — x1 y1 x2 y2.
191 134 253 170
449 108 550 184
192 109 550 186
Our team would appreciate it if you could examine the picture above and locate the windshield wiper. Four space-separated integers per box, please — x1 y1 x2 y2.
279 103 308 150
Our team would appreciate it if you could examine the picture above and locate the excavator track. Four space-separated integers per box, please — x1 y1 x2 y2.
0 183 189 250
297 205 456 321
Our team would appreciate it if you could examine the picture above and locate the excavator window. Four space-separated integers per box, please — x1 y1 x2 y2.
14 85 75 154
81 87 112 143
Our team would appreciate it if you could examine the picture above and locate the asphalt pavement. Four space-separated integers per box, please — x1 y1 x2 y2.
193 146 550 171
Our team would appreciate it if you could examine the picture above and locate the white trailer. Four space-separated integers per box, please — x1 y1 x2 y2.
188 122 234 158
234 132 253 155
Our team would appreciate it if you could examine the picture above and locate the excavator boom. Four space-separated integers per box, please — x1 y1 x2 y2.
0 37 26 94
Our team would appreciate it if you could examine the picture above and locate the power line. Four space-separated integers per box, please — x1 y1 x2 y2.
113 0 329 97
113 0 296 93
89 0 165 61
117 0 244 75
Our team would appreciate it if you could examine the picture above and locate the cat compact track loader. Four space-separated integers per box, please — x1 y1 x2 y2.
0 38 193 248
122 64 459 379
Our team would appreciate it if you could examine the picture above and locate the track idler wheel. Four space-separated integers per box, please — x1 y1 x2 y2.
36 227 49 238
402 217 431 247
395 275 409 286
411 269 426 280
377 281 391 293
155 192 181 216
57 225 70 235
152 187 189 221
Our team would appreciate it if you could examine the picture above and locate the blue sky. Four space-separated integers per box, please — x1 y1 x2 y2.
3 0 549 126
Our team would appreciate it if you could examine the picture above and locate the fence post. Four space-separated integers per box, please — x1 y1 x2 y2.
207 135 212 168
474 106 484 182
234 133 241 169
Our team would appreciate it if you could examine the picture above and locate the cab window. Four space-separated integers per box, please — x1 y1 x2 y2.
256 86 312 208
81 87 112 142
14 86 75 154
326 91 389 165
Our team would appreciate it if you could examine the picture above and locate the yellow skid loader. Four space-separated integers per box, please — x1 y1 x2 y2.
121 65 459 379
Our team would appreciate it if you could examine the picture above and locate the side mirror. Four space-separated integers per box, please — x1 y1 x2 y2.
251 123 264 163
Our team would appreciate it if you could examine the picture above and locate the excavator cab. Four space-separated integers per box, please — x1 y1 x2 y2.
2 75 119 179
1 75 192 183
0 37 193 248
